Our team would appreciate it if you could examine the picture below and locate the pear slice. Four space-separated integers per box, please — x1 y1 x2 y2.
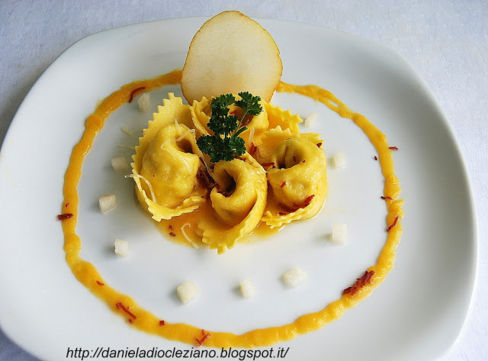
181 11 282 104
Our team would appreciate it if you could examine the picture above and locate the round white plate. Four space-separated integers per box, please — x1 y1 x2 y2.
0 17 476 361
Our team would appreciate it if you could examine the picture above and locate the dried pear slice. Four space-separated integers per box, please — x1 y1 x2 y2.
181 11 283 104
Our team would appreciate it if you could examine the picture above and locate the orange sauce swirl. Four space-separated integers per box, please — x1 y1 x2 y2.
60 69 403 347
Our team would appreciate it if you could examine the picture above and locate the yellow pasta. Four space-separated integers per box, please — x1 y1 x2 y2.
198 154 267 253
264 102 302 133
259 129 327 228
132 93 207 221
132 93 327 245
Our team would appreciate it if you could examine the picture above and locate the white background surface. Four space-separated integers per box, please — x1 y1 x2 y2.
0 1 486 360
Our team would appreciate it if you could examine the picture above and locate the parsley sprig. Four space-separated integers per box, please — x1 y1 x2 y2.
197 92 262 163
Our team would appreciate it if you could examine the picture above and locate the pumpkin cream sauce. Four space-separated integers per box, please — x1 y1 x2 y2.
155 205 280 248
60 69 403 348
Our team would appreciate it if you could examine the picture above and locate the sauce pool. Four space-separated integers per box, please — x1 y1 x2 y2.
60 69 403 347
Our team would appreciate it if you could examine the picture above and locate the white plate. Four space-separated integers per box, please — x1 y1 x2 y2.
0 17 477 361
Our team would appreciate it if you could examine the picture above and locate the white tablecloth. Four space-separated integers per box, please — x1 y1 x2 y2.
0 1 486 360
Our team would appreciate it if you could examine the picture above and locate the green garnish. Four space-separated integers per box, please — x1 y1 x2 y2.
197 92 262 163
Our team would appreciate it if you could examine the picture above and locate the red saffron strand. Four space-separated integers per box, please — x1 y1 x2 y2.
342 270 375 296
389 146 399 151
116 302 136 319
196 168 214 190
363 270 374 284
380 196 393 200
316 142 322 148
373 155 378 161
249 143 258 156
159 320 165 326
386 216 399 232
195 330 210 346
57 213 73 220
280 181 286 188
169 232 176 237
64 202 69 208
279 194 315 215
128 86 146 103
303 194 315 207
96 280 104 286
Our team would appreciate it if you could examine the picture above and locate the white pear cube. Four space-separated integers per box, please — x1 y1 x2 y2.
282 267 308 288
137 93 151 112
114 238 129 257
332 152 347 169
111 156 129 172
177 281 200 304
304 112 318 128
239 279 255 299
331 223 348 244
98 194 117 213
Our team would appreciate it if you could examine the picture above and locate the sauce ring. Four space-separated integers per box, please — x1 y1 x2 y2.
60 69 403 347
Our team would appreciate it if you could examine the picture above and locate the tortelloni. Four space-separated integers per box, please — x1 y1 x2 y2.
198 154 267 253
259 129 327 228
132 94 207 221
131 94 327 253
